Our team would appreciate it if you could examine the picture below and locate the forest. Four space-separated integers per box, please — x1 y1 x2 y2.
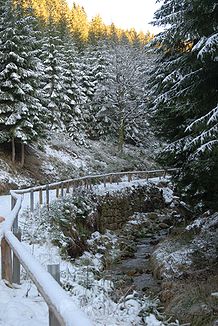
0 0 217 210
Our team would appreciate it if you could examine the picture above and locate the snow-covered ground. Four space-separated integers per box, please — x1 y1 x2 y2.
0 177 176 326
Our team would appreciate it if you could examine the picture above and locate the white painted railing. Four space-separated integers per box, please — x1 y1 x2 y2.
0 168 177 325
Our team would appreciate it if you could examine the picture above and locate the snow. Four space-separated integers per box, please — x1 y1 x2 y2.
0 280 48 326
0 194 11 217
0 168 32 190
0 175 176 325
93 176 168 196
3 230 92 326
153 243 193 279
162 187 173 204
186 216 204 231
144 314 165 326
45 145 87 169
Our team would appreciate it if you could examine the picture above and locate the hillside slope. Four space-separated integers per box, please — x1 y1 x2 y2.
0 131 161 194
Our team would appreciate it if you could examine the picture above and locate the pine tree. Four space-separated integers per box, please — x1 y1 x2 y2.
149 0 218 209
0 0 46 166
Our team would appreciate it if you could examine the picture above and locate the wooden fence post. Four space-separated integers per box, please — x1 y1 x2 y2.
11 196 16 210
46 185 49 210
11 196 18 231
1 238 12 284
12 229 21 284
61 183 64 198
56 185 59 198
47 264 61 326
39 188 43 206
66 182 70 194
30 190 34 213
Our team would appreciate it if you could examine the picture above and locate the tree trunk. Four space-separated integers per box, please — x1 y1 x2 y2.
118 118 125 153
11 137 15 164
21 143 25 168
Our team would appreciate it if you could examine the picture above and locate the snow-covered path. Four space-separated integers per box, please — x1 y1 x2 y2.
0 280 48 326
0 195 11 217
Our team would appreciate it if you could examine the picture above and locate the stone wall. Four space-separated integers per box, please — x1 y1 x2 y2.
96 185 165 232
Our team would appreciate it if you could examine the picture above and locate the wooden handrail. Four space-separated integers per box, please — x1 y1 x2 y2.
1 189 92 325
0 168 177 325
5 230 92 326
13 168 177 194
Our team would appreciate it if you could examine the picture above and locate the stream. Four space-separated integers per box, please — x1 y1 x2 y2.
106 226 169 301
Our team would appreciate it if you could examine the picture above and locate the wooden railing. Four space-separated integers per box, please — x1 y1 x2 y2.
0 168 176 326
14 168 177 212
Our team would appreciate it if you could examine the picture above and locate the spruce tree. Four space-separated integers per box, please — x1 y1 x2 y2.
40 13 71 130
149 0 218 209
0 0 46 165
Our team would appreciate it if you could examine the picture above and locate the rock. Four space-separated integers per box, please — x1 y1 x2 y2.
147 212 158 220
158 222 170 229
150 238 159 245
127 270 138 277
144 233 154 238
189 303 213 317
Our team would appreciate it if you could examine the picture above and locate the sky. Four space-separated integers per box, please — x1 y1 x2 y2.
67 0 162 34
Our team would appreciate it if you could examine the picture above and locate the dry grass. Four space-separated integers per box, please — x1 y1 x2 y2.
164 273 218 325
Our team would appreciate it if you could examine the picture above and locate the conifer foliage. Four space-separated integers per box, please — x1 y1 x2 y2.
150 0 218 209
0 0 152 167
0 0 46 165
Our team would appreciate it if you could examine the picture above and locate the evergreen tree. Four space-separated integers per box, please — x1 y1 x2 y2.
70 4 89 46
88 15 106 43
63 37 88 144
149 0 218 209
40 13 71 130
0 0 46 165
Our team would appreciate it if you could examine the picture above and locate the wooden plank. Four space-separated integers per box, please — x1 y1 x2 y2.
1 238 12 284
12 229 21 284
